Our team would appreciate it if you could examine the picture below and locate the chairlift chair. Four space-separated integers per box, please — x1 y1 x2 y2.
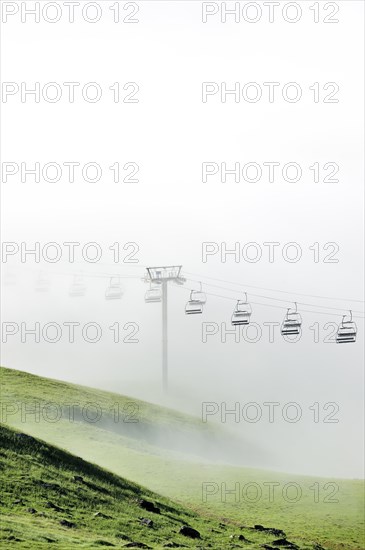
193 282 207 304
105 277 123 300
3 272 16 286
336 311 357 343
69 275 86 297
281 303 302 336
231 294 252 326
35 273 50 292
185 289 205 314
145 283 162 303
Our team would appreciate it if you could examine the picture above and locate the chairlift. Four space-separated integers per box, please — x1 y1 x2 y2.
3 272 16 286
35 272 50 292
105 277 123 300
145 283 162 303
336 311 357 343
231 294 252 325
192 282 207 304
69 275 86 297
185 289 204 314
281 302 302 336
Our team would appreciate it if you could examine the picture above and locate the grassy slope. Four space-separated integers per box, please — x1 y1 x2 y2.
1 366 364 550
1 423 281 550
0 424 318 550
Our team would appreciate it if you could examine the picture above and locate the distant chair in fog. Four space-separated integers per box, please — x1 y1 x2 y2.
69 275 86 297
105 277 123 300
145 283 162 303
3 271 17 287
35 272 50 293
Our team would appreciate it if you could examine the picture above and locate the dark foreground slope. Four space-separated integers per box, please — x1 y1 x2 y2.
0 423 207 549
0 424 312 550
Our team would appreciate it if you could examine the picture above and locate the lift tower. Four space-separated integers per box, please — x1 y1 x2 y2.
145 266 185 393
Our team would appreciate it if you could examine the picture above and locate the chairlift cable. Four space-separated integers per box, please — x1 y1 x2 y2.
183 271 365 304
183 277 364 315
175 284 365 319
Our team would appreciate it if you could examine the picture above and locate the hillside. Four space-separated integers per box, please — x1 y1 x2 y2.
0 424 309 549
1 366 364 549
0 365 242 462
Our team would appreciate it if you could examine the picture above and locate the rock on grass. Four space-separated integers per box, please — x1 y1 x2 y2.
138 499 160 514
179 526 201 539
59 519 76 528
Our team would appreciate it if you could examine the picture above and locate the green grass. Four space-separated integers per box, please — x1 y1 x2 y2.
0 423 312 549
1 366 364 550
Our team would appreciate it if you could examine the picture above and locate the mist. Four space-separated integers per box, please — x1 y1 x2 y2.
1 1 364 482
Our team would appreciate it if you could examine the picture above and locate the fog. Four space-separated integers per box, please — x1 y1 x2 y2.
1 1 364 479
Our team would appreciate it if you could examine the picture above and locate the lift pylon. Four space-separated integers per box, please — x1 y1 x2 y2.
145 266 185 392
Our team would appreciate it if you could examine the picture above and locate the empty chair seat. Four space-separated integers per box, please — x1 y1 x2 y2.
185 289 205 314
35 273 50 292
336 311 357 343
185 299 204 314
231 295 252 326
69 276 86 297
281 303 302 336
145 284 162 303
105 277 123 300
